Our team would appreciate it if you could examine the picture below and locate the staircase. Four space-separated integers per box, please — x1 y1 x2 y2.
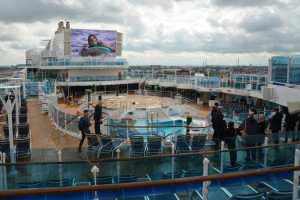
148 107 169 120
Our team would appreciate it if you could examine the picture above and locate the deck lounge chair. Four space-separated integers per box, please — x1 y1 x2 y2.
98 135 123 158
116 196 146 200
4 124 16 139
91 176 113 185
145 135 163 156
174 135 192 154
114 174 137 184
15 137 31 158
147 193 180 200
191 134 206 153
46 179 75 187
18 182 42 189
146 171 183 181
192 185 264 200
0 139 10 159
183 169 203 177
129 135 146 157
84 133 101 157
256 179 294 193
265 190 293 200
18 124 30 138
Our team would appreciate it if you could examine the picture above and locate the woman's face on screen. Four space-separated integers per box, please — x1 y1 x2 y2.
89 35 98 46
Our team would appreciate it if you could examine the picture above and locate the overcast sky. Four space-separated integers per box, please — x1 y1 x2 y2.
0 0 299 66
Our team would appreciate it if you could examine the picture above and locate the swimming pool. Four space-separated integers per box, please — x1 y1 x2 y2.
108 119 206 139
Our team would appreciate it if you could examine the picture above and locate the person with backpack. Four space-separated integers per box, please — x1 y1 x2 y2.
78 110 92 153
238 112 259 161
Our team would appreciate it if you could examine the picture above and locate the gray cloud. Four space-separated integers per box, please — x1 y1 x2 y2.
211 0 279 7
240 11 284 33
1 0 300 66
0 0 82 23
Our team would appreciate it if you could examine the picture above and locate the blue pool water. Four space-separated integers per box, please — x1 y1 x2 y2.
135 119 185 138
109 119 194 139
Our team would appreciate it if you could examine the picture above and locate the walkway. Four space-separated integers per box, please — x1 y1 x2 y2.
28 98 84 150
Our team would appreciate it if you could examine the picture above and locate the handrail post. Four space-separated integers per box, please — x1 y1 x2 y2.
202 158 211 200
64 113 67 134
150 112 153 135
91 166 99 200
220 141 225 173
0 153 3 191
293 149 300 200
2 153 7 191
116 148 121 159
182 120 184 136
58 151 63 188
171 144 175 179
263 137 268 168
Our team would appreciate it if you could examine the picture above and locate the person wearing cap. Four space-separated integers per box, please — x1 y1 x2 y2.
94 99 103 135
78 109 92 153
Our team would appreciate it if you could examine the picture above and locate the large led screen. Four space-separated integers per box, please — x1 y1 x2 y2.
71 29 117 57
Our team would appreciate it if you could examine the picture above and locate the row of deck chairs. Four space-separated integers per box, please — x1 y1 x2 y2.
84 134 123 158
3 123 30 139
0 137 31 160
128 134 211 157
129 135 163 157
173 135 213 154
18 179 75 189
18 177 179 200
5 113 28 124
192 178 295 199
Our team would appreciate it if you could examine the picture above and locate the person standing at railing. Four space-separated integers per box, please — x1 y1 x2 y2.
269 107 283 146
211 102 219 123
238 112 259 161
78 109 92 153
94 100 103 135
212 112 227 151
225 121 239 166
257 114 267 159
282 106 298 142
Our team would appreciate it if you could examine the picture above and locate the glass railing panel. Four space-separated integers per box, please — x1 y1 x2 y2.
265 144 295 168
206 172 294 200
61 147 88 161
30 148 59 162
66 113 80 135
3 161 92 191
58 110 65 128
211 143 295 175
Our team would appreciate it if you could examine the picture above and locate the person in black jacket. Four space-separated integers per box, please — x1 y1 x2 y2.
78 110 92 153
283 107 298 142
212 112 227 151
257 114 267 158
211 102 219 123
225 121 239 166
94 100 103 135
239 112 259 161
269 107 283 145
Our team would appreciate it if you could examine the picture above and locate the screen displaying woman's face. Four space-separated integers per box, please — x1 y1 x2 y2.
89 35 98 46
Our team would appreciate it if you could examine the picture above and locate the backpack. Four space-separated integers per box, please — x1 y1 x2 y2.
78 117 85 131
